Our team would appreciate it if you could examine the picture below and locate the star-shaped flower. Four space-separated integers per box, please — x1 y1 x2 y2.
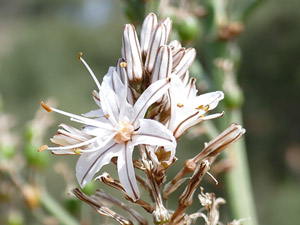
41 64 176 201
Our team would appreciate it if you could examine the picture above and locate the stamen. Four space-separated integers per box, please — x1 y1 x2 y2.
38 145 48 152
47 136 100 151
207 171 218 185
48 106 113 131
78 52 83 62
79 53 101 91
40 101 52 112
177 103 184 108
105 114 109 119
120 62 127 68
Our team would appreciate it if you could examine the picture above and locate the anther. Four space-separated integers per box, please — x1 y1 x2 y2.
38 145 48 152
105 114 109 119
196 105 203 110
120 62 127 68
74 148 81 155
196 104 210 111
78 52 83 62
177 103 184 108
40 101 52 112
203 105 210 111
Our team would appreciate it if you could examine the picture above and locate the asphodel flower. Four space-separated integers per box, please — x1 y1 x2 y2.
168 76 224 138
41 58 176 201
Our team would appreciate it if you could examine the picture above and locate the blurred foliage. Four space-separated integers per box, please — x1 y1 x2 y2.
238 0 300 223
0 0 299 224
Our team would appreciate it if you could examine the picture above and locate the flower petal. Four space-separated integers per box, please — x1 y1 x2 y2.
133 77 171 126
76 140 120 188
51 132 84 146
48 135 103 151
51 149 77 155
132 119 176 148
82 126 115 139
174 112 224 138
194 91 224 110
59 123 91 139
117 143 140 201
82 109 105 118
100 71 122 126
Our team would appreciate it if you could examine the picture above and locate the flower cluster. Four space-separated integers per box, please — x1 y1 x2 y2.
40 13 228 217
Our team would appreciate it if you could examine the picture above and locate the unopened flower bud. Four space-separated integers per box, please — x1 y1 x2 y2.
161 17 172 43
173 48 196 78
140 13 157 58
194 123 246 162
172 48 185 70
169 40 182 54
122 24 143 81
145 23 168 73
151 45 172 83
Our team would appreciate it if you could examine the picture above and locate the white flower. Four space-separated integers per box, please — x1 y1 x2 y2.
42 63 176 201
168 76 224 138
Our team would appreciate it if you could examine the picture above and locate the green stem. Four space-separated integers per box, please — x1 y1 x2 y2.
224 109 258 225
40 190 80 225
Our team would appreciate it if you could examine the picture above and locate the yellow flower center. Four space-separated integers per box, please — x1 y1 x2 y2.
114 120 134 144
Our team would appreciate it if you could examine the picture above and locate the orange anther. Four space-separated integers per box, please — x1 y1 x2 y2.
196 105 204 110
78 52 83 62
40 101 52 112
38 145 48 152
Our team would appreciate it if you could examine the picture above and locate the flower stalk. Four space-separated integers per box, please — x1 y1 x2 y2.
171 161 210 224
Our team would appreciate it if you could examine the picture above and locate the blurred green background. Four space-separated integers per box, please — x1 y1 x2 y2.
0 0 299 224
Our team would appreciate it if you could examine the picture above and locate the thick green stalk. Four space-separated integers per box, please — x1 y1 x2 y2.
224 109 258 225
202 1 259 221
40 190 80 225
